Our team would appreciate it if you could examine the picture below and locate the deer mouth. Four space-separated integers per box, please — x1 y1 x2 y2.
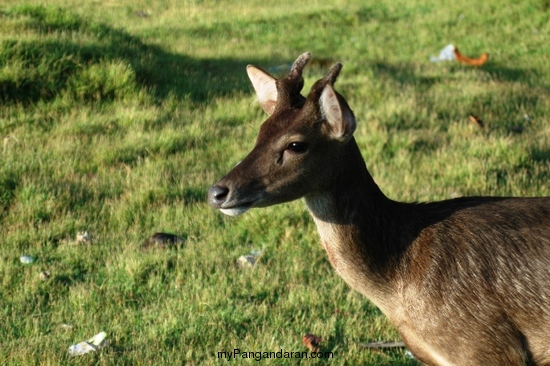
208 184 261 216
219 202 254 216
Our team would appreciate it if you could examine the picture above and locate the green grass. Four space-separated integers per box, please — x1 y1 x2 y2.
0 0 548 364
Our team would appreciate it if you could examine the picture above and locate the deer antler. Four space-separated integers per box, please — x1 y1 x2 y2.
289 52 312 78
306 62 344 103
275 52 312 109
323 63 343 85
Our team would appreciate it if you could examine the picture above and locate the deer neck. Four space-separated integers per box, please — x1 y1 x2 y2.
304 138 401 309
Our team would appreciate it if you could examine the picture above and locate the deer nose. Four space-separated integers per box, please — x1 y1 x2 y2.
208 185 229 208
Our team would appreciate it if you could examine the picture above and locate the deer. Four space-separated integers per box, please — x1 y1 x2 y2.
207 52 550 366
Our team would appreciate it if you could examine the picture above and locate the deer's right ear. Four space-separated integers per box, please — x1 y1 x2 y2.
246 65 278 115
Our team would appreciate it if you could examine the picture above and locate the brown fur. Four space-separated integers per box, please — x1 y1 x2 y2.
208 53 550 365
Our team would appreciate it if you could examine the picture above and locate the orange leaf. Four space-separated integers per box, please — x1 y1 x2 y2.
302 334 322 352
454 47 488 66
468 114 484 128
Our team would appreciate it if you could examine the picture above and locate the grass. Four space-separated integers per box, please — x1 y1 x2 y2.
0 0 548 364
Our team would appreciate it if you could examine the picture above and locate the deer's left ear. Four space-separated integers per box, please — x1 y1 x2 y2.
320 84 356 142
246 65 278 115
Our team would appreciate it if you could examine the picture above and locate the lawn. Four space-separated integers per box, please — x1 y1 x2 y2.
0 0 548 364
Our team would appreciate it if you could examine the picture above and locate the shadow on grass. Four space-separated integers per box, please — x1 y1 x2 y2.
182 186 206 206
370 62 442 87
369 60 544 87
366 60 546 135
480 62 545 85
531 148 550 163
0 5 264 105
531 149 550 184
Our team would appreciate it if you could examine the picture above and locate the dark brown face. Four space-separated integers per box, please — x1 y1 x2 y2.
207 107 337 216
207 53 355 216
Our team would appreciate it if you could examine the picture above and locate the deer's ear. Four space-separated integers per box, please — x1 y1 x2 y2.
320 84 356 141
246 65 278 115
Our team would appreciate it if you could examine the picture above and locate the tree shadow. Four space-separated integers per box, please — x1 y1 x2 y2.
369 61 442 87
368 60 544 88
480 62 544 85
531 148 550 163
0 5 265 105
365 59 546 134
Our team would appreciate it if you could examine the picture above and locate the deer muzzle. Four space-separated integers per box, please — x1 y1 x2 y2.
207 183 257 216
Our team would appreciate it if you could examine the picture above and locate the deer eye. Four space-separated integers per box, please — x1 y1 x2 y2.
286 141 308 154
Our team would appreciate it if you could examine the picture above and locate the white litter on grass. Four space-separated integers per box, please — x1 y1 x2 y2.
68 331 108 356
39 270 51 281
20 255 35 264
76 231 92 243
237 255 256 268
237 249 265 269
429 44 456 62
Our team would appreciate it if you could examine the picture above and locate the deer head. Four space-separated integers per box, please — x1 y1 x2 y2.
208 52 356 216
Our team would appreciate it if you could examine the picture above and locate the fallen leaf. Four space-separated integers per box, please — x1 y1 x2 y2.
302 334 322 352
468 114 484 128
430 44 489 66
454 47 488 66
